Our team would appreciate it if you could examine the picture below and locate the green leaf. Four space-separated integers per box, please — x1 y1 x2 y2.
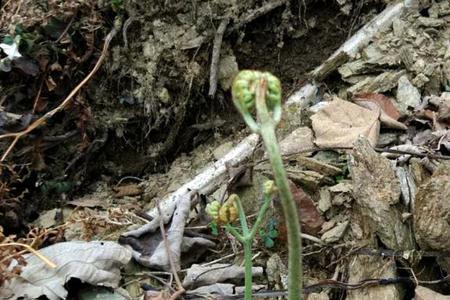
266 217 278 229
2 35 14 45
264 237 275 248
268 228 278 239
259 228 266 237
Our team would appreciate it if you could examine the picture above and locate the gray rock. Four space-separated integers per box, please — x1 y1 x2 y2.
321 221 349 243
395 75 421 116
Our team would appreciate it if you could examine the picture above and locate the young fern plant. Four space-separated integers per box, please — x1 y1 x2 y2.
206 181 276 300
232 70 303 300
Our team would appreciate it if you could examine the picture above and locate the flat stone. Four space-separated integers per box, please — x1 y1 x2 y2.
321 221 349 243
395 75 421 116
318 188 332 213
278 127 316 156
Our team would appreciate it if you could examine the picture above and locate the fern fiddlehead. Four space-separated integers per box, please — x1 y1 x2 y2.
232 70 303 300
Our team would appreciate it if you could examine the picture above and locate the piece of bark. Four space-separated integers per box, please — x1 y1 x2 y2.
414 163 450 272
350 136 414 250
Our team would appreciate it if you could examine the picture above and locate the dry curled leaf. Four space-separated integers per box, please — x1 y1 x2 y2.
353 92 401 120
0 241 131 300
289 180 324 235
354 99 407 130
276 180 325 240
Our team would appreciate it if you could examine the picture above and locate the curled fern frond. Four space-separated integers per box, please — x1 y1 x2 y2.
231 70 282 132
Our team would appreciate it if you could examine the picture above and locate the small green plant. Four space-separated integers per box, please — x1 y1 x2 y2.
259 217 278 248
206 181 276 300
231 70 303 300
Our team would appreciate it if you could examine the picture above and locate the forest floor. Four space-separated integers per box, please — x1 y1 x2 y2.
2 1 450 299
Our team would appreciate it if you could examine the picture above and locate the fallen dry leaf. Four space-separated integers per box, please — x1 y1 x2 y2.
45 76 57 91
355 100 407 130
311 98 380 148
0 241 131 300
353 92 407 130
353 93 401 120
113 184 142 198
289 180 324 235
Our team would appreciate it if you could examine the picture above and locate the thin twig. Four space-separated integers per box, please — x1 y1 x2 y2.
208 17 229 98
64 129 108 173
0 242 56 269
157 202 185 300
41 130 78 142
0 25 118 161
54 12 77 44
301 233 324 245
0 0 13 11
201 251 242 267
254 146 450 166
122 17 135 49
32 77 45 114
117 175 144 186
14 0 23 15
0 223 68 266
123 271 175 292
375 147 450 160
